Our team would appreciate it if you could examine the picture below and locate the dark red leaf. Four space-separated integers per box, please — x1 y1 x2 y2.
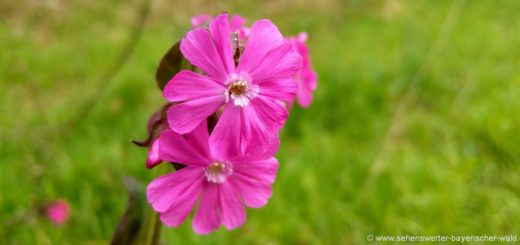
155 41 188 90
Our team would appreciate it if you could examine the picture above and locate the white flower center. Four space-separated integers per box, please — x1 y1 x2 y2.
225 79 259 107
205 161 233 184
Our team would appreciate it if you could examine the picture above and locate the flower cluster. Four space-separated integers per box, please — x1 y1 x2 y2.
143 13 317 234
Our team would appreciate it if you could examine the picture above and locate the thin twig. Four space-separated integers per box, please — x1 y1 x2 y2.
63 0 153 131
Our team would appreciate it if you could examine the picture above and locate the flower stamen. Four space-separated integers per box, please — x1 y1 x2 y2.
228 80 248 96
205 161 233 184
225 79 259 107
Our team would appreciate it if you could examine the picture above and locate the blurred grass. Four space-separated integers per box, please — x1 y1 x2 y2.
1 0 520 244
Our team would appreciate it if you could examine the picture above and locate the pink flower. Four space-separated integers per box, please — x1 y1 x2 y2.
229 15 250 41
46 199 69 225
191 14 249 41
164 14 301 158
147 121 279 234
288 32 317 108
191 14 212 27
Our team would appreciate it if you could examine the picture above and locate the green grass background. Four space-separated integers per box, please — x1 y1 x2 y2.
1 0 520 243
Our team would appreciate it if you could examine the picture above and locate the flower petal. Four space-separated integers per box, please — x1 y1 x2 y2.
192 183 221 234
297 71 317 107
186 119 210 157
158 130 210 166
229 135 280 163
297 32 308 42
250 95 289 133
307 69 318 90
230 15 246 32
191 14 212 27
210 96 286 160
231 157 278 208
147 167 204 213
146 139 161 169
163 70 226 102
208 105 259 160
181 16 233 82
289 33 318 108
243 97 288 155
258 78 298 101
237 19 284 74
167 95 225 134
159 171 204 227
297 84 314 107
208 104 242 160
210 14 235 77
244 42 302 85
219 181 246 230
